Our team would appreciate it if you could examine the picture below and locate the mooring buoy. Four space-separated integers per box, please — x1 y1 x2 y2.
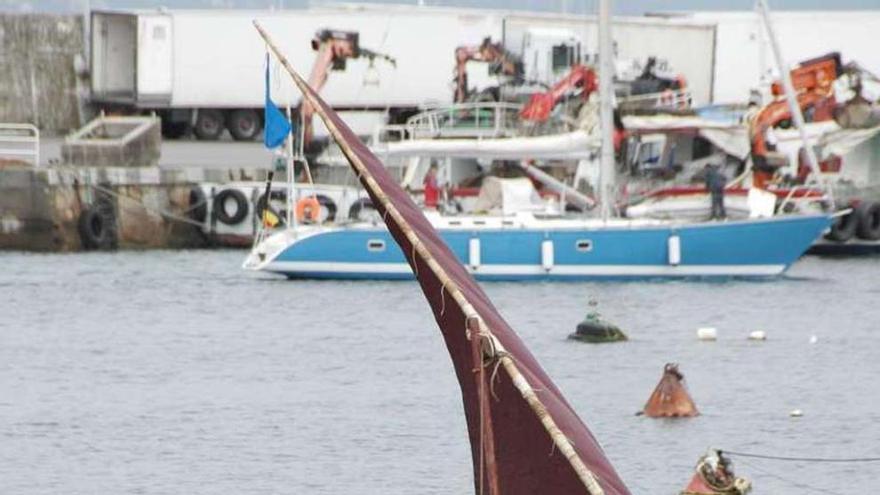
568 300 627 343
697 327 717 341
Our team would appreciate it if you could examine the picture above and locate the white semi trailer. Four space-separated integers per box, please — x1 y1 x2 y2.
89 4 717 141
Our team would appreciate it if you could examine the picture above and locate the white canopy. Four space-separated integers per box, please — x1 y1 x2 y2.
622 115 751 160
472 177 545 215
774 121 880 158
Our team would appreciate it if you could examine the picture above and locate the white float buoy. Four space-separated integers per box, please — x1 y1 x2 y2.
809 335 818 344
697 327 718 341
748 330 767 341
790 409 804 417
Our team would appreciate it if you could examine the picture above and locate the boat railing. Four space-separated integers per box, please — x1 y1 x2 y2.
375 102 523 143
777 183 828 213
618 89 692 112
0 123 40 167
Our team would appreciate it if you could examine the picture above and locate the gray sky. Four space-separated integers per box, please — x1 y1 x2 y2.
8 0 880 15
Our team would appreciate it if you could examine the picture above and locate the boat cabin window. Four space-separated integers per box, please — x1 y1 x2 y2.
575 239 593 252
367 239 386 252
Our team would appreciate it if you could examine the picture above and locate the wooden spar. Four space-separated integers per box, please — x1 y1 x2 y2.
253 21 606 495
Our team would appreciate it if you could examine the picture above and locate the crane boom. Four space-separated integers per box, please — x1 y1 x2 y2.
300 29 396 148
519 65 598 123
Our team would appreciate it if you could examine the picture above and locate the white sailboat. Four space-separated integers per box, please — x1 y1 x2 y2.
244 3 832 281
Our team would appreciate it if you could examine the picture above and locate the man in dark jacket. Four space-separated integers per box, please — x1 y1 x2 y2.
704 164 727 220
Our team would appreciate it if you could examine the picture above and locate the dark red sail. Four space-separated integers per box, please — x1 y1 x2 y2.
256 22 630 495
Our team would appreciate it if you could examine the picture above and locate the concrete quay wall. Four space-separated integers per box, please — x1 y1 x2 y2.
0 166 207 251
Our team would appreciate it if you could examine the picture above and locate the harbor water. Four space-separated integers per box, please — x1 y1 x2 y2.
1 251 878 494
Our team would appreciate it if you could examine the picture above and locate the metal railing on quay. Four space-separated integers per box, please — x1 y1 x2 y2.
0 123 40 167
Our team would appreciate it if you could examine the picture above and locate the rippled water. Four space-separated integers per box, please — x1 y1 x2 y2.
1 251 878 494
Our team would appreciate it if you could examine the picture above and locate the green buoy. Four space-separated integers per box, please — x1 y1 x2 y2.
568 300 628 343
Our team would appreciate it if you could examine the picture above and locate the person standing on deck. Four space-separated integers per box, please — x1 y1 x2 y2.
704 164 727 220
423 162 441 209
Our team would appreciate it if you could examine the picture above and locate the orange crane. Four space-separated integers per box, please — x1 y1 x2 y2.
749 52 841 185
519 64 598 122
518 59 687 123
453 37 523 103
300 29 396 148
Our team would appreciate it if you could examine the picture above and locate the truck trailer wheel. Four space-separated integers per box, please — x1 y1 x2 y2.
194 109 225 141
227 109 263 141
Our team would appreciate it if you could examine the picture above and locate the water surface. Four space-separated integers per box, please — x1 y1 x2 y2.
2 251 878 494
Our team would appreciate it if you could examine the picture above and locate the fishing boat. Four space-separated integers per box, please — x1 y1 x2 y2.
244 7 832 282
253 18 632 494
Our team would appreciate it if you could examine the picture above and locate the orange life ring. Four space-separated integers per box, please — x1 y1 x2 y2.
295 197 321 223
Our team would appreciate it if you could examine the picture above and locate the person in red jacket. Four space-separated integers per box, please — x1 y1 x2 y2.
423 162 441 209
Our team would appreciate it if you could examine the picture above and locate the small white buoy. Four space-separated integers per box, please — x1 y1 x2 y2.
697 327 718 341
748 330 767 341
809 335 818 344
790 409 804 417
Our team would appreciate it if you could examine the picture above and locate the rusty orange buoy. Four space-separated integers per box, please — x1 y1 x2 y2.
642 363 699 418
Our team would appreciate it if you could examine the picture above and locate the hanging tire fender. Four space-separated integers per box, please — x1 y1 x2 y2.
213 188 249 225
825 207 857 242
855 201 880 240
78 204 116 250
348 198 375 221
188 186 209 224
315 194 337 222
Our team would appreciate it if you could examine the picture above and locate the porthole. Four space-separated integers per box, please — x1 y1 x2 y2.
575 239 593 252
367 239 386 252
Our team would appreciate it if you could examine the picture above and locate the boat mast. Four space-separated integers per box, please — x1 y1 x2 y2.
597 0 615 222
286 104 297 230
754 1 768 88
756 0 829 201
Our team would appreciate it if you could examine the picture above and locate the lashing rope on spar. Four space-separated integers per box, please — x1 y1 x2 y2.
439 280 447 316
410 239 419 276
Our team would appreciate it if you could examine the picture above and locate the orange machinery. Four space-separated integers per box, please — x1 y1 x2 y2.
452 37 523 103
519 64 598 123
750 52 842 186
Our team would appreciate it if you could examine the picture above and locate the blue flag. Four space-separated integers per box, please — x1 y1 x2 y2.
264 54 292 149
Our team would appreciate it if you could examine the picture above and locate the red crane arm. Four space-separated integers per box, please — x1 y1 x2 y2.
519 65 598 123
